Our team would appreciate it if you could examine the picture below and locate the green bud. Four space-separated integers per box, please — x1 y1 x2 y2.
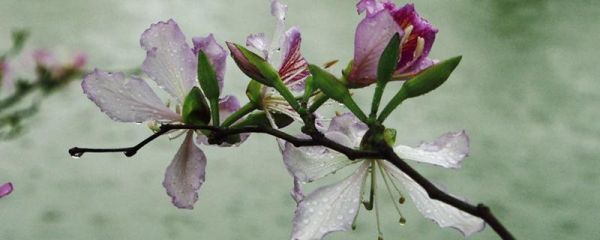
181 87 211 125
378 56 462 122
246 80 263 107
309 64 368 122
383 128 397 146
226 42 279 87
401 56 462 98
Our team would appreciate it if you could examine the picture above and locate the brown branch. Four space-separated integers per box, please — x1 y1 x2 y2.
68 123 514 240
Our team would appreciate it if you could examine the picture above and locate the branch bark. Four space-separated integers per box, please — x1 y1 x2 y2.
69 123 514 240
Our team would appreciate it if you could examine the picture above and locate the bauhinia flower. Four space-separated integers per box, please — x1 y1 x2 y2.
283 113 485 240
33 49 87 81
0 182 13 199
227 0 309 122
82 19 246 209
348 0 438 87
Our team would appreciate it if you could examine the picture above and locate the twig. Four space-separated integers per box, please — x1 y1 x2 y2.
68 123 514 240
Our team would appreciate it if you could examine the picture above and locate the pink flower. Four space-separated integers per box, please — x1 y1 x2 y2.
348 1 438 87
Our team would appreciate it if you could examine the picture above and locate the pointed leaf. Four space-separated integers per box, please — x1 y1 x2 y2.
196 50 220 102
182 87 210 125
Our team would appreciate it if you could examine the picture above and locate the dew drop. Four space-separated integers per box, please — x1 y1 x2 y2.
399 217 407 226
69 148 84 159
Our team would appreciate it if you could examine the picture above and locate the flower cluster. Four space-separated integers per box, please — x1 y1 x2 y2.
73 0 495 239
0 41 87 140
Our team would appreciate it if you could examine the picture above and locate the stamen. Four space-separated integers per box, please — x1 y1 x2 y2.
323 59 339 69
414 37 425 59
401 25 414 45
168 129 187 140
382 163 406 205
377 161 406 225
175 104 181 115
373 161 384 240
362 162 375 210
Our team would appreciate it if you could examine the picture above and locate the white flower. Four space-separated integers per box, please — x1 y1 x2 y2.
283 113 485 240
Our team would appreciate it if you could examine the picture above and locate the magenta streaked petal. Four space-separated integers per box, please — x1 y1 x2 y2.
279 26 309 91
163 131 207 209
391 4 438 73
348 10 403 87
381 161 486 236
246 33 270 58
0 182 13 198
192 34 227 92
271 0 288 20
140 19 197 102
394 130 469 169
290 161 369 240
82 69 180 123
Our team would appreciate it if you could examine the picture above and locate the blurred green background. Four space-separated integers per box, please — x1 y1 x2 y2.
1 0 599 239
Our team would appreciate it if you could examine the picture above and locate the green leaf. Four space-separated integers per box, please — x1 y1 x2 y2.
378 56 462 122
377 33 401 85
197 50 220 101
309 64 368 122
181 87 211 125
9 30 29 56
232 111 294 129
370 33 401 121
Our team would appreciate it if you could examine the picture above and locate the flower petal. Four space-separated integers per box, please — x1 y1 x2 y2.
356 0 389 16
349 10 403 87
283 143 355 183
279 26 309 91
163 131 207 209
246 33 270 58
271 0 288 21
291 177 304 204
290 161 369 240
326 113 369 148
141 19 197 102
0 182 13 198
381 161 485 236
391 4 438 74
394 130 469 169
82 69 180 123
192 34 227 92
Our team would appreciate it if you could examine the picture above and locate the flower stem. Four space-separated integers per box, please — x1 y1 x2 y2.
221 102 257 127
